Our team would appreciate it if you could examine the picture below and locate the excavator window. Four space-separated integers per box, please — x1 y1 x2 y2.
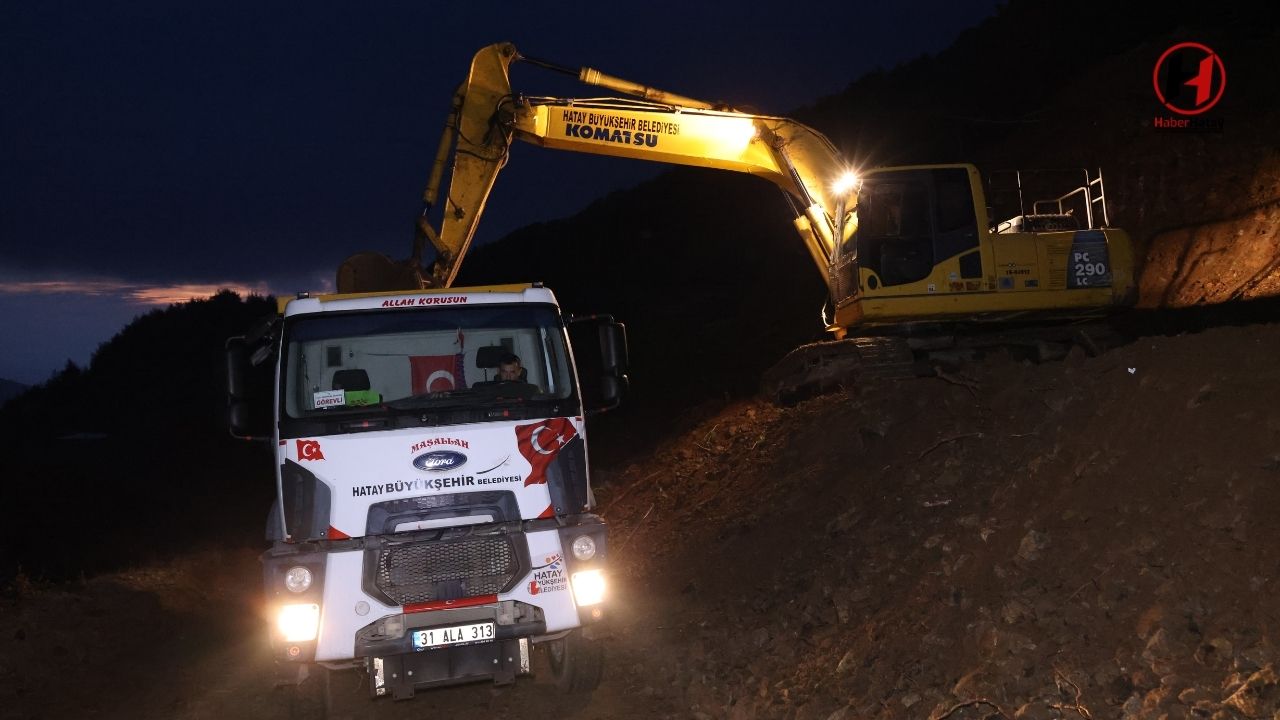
853 168 981 289
857 176 933 287
931 168 980 275
934 169 976 234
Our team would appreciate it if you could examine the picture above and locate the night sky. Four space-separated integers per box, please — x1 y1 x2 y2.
1 1 1001 385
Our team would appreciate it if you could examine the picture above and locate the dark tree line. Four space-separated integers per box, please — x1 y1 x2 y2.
0 291 278 582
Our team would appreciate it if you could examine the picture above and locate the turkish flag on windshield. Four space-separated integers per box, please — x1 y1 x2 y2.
515 418 579 487
410 354 466 394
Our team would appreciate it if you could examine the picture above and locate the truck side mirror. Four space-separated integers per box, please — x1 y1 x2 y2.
599 320 628 376
225 336 273 442
567 314 629 416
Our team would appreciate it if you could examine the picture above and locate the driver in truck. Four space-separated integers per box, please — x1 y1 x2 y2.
498 353 524 382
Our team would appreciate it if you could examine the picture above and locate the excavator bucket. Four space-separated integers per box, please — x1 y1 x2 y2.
336 252 427 294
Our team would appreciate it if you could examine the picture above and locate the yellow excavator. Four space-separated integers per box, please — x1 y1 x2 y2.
339 43 1137 400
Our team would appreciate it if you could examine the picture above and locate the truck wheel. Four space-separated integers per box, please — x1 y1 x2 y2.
547 630 604 693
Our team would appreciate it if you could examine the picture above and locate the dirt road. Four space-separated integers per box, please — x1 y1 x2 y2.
0 546 699 720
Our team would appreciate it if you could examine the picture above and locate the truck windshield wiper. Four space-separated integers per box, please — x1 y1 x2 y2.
384 388 480 410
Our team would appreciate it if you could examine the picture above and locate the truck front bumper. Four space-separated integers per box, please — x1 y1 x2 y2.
368 637 533 698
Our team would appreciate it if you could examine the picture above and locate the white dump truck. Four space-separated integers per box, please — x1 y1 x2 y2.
225 283 627 715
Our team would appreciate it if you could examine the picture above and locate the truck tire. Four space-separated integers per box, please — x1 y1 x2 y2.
547 630 604 693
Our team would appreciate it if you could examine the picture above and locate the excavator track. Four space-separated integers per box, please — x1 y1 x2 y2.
761 336 920 405
761 320 1129 405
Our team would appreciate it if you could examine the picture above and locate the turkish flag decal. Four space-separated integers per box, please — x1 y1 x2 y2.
515 418 578 487
409 354 466 395
297 439 325 461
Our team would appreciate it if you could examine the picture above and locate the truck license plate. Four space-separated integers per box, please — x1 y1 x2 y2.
411 621 496 650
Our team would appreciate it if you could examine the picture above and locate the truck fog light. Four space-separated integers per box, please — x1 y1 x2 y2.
278 603 321 642
284 566 313 593
571 570 606 607
373 615 405 639
571 535 597 561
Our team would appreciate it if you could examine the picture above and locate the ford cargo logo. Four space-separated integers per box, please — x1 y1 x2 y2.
413 450 467 472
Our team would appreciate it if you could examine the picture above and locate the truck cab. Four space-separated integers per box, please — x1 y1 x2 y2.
226 283 627 712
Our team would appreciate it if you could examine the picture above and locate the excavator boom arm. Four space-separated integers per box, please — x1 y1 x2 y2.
373 43 856 294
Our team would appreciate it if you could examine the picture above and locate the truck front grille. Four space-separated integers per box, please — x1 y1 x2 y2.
372 535 520 605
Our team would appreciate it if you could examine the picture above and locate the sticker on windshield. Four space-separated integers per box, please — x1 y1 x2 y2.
344 390 381 406
313 390 346 409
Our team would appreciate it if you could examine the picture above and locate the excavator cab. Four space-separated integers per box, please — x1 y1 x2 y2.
826 164 1133 333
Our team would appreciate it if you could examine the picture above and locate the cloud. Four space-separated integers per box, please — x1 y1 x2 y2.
126 282 272 304
0 276 274 306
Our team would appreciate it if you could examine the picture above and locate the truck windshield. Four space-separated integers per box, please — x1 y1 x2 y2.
281 304 576 420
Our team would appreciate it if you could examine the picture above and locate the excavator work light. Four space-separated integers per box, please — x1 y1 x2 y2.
709 116 757 153
832 171 860 195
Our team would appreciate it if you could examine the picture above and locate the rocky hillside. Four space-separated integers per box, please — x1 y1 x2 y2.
595 318 1280 720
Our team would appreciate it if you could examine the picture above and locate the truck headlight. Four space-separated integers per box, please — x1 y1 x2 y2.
284 566 313 593
571 569 606 606
278 603 321 642
571 535 597 561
